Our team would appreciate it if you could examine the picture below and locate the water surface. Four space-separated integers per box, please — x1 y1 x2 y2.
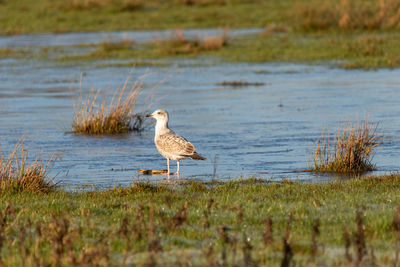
0 31 399 189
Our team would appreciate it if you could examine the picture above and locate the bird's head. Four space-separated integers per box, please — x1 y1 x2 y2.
146 109 169 122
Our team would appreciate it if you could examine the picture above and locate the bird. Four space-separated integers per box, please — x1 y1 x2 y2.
146 109 206 175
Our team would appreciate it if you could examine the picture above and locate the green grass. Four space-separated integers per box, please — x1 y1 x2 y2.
55 31 400 69
1 174 400 265
1 0 400 35
2 0 400 69
0 0 294 35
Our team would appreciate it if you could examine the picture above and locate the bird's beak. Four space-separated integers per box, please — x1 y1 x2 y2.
146 114 153 118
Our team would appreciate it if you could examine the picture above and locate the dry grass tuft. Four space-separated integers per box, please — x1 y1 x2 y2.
296 0 400 31
159 29 229 55
72 73 146 134
312 120 383 174
0 140 57 193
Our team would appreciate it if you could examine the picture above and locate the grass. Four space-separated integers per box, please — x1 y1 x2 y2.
0 0 400 34
54 31 400 70
2 0 400 69
155 29 229 55
311 120 384 174
1 174 400 265
0 0 293 35
0 48 29 58
295 0 400 32
0 139 57 193
72 73 147 134
2 0 400 35
2 1 400 69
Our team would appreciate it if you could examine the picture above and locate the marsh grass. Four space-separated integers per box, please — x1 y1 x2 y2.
311 120 383 174
57 31 400 69
72 73 147 134
2 174 400 265
0 139 57 193
157 29 229 55
296 0 400 31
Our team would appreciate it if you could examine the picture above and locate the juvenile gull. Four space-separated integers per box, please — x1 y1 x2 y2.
146 109 206 175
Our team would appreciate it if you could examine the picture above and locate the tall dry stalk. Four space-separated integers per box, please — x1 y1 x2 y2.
312 120 383 174
72 72 146 134
0 139 57 193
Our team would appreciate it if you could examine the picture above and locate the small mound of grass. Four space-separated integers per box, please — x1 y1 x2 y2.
72 73 147 134
0 139 57 193
311 120 383 174
157 29 228 55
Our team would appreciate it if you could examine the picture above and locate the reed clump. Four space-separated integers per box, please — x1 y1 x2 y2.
296 0 400 31
0 140 56 193
72 75 146 134
159 29 229 55
312 120 383 174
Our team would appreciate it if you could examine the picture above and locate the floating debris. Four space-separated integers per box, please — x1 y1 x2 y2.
138 169 168 175
216 80 265 87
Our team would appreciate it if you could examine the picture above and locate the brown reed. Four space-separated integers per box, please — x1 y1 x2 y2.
312 119 383 174
0 139 57 193
72 73 146 134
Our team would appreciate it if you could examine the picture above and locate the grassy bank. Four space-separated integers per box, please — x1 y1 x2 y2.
1 174 400 266
4 30 398 70
1 0 400 35
54 31 400 69
2 0 400 69
0 0 292 35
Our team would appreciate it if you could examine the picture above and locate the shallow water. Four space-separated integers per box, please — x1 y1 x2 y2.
0 31 399 189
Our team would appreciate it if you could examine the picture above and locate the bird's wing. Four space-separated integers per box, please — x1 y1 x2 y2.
156 132 195 156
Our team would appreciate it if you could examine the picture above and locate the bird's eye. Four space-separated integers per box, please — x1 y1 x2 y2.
157 112 161 114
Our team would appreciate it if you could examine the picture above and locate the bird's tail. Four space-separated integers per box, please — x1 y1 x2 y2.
190 152 206 160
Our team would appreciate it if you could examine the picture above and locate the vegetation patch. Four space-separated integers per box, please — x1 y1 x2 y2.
1 174 400 265
156 29 229 55
56 31 400 70
310 120 384 174
72 73 147 134
0 48 29 58
0 139 57 193
95 60 170 68
216 80 265 87
295 0 400 31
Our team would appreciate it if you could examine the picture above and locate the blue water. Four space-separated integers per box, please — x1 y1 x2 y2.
0 30 399 189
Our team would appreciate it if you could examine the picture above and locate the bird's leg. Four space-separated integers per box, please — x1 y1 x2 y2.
177 160 180 175
167 158 170 174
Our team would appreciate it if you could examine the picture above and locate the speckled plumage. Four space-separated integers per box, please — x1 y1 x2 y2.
146 109 206 174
